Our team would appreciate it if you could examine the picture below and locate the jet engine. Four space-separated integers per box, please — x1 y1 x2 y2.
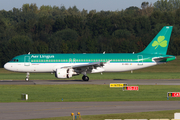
55 68 74 78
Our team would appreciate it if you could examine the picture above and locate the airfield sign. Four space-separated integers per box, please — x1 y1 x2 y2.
167 92 180 97
123 86 139 91
110 83 127 88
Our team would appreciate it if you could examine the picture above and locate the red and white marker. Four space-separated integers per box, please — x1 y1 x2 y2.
123 86 139 91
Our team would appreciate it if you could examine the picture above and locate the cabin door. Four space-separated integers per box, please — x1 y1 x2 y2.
24 56 30 66
138 55 143 65
69 58 76 66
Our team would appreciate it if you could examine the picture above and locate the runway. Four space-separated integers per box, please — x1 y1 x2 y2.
1 101 180 120
0 79 180 85
0 79 180 120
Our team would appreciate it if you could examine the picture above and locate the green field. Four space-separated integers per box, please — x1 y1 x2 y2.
28 109 180 120
0 56 180 80
0 84 180 102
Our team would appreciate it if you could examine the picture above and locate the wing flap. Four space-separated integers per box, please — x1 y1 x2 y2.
73 62 102 68
61 60 111 69
60 60 111 74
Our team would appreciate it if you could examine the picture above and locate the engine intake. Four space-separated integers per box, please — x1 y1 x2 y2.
55 68 74 78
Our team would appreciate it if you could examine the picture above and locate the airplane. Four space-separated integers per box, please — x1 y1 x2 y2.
4 26 176 81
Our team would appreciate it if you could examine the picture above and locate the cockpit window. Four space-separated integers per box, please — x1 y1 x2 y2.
11 59 19 62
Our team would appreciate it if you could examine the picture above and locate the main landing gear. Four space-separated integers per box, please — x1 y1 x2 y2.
82 75 89 81
25 72 30 81
81 71 89 81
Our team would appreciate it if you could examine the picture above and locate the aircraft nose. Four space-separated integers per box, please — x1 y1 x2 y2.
4 63 11 70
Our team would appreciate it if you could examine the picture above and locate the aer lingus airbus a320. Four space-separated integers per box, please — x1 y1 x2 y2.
4 26 176 81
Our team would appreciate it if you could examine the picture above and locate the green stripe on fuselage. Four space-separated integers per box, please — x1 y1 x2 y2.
9 53 175 63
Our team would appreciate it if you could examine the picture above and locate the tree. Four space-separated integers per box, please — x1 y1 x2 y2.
48 29 78 53
153 0 180 11
53 18 66 32
37 16 54 42
134 16 151 36
139 2 154 16
2 35 33 63
124 6 139 16
64 15 83 35
22 4 30 13
0 19 6 40
149 11 164 27
141 2 149 9
113 29 131 38
29 3 38 13
171 36 180 55
33 41 48 53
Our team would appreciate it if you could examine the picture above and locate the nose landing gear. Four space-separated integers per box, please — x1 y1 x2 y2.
25 72 30 81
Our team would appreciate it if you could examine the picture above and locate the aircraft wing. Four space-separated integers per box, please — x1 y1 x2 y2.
72 62 102 68
61 60 111 73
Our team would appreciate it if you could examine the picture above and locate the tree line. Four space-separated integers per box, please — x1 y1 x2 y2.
0 0 180 67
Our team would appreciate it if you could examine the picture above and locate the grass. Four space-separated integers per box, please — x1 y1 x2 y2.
0 56 179 80
28 109 180 120
1 72 180 80
0 84 180 102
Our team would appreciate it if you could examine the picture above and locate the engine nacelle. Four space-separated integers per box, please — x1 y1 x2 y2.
55 68 74 78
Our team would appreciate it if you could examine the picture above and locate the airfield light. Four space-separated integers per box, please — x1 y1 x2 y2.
77 112 81 120
71 113 74 120
71 113 74 116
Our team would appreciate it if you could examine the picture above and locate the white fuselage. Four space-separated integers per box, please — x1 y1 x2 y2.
4 62 158 73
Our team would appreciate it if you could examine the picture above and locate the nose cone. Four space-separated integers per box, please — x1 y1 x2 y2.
4 63 11 71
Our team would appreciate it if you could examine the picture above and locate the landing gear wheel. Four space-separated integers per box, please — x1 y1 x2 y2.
25 77 29 81
25 72 30 82
82 75 89 81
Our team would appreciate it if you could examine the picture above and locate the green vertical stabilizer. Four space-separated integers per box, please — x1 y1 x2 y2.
140 26 173 55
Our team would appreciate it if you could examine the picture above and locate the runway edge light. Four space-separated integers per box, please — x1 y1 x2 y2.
71 113 74 120
77 112 81 120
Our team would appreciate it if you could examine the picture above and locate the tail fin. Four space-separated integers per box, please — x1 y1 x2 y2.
140 26 173 55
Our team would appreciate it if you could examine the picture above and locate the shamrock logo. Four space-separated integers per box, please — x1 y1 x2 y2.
152 36 167 49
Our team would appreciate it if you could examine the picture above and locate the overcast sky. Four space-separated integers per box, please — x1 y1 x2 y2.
0 0 158 12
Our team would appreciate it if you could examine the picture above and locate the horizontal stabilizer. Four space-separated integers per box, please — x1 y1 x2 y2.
152 57 170 62
152 56 176 62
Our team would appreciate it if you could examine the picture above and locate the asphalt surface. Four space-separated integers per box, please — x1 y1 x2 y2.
1 101 180 120
1 79 180 85
0 79 180 120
